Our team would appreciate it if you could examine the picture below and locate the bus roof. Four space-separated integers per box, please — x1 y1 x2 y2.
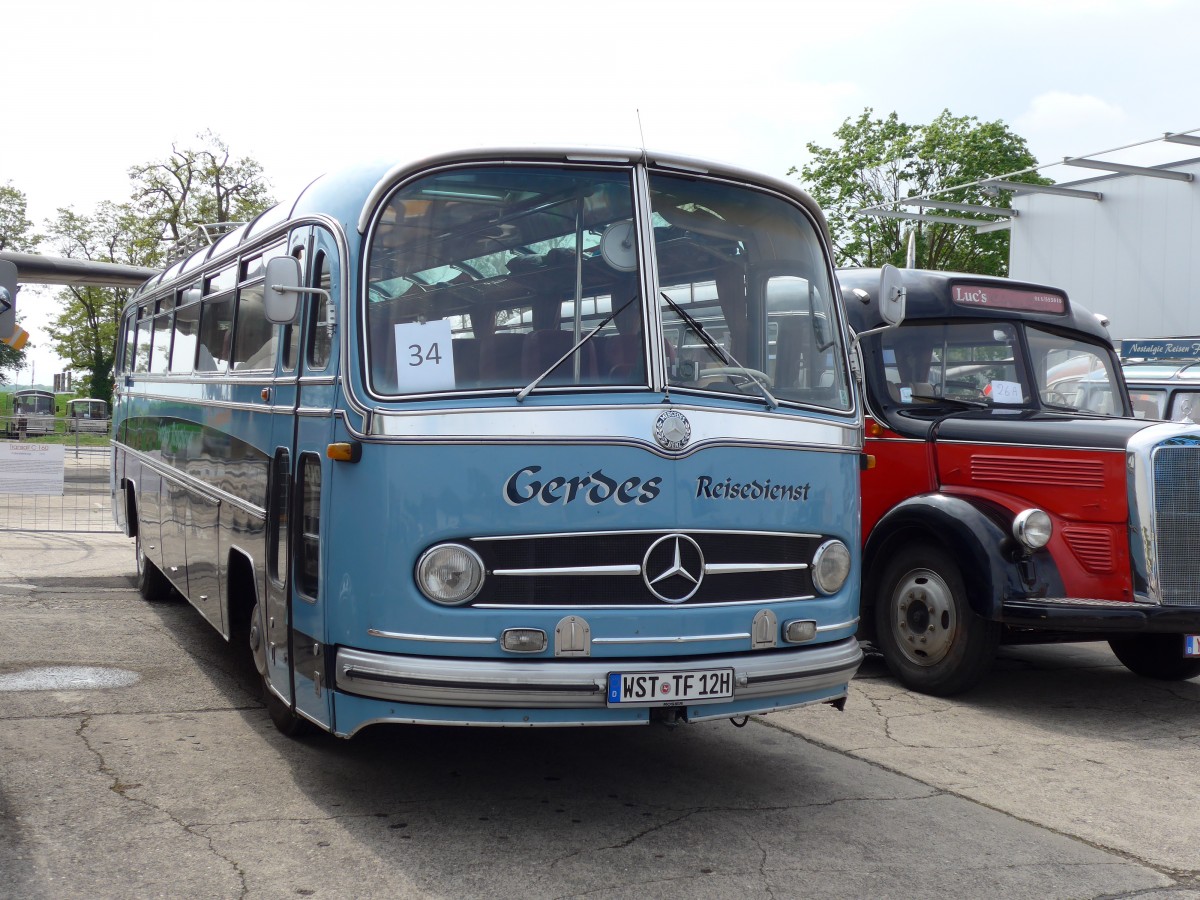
837 267 1112 343
130 147 831 304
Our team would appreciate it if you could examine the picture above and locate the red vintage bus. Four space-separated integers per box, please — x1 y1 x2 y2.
843 267 1200 695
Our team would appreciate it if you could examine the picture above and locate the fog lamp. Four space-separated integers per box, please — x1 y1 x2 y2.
1012 509 1052 550
783 619 818 643
501 629 547 653
811 540 851 595
416 543 485 604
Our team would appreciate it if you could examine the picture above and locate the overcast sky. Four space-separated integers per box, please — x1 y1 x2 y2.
4 0 1197 384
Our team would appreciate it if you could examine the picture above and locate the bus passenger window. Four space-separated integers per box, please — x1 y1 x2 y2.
197 294 234 372
134 306 153 373
122 312 137 373
150 313 173 374
171 303 201 373
232 284 277 371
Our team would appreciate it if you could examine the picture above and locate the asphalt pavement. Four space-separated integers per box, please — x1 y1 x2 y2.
2 530 1199 899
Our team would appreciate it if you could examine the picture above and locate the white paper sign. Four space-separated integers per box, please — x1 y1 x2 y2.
394 320 456 392
899 386 913 403
989 380 1023 404
0 443 65 495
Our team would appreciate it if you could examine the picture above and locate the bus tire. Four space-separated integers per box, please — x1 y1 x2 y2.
1109 635 1200 681
135 530 174 603
874 545 1000 696
264 684 313 737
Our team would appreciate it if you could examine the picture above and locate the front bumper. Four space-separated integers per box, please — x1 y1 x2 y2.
336 637 861 714
1002 597 1200 633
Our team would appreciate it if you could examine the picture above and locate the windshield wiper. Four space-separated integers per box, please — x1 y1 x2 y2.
659 291 778 410
516 296 638 402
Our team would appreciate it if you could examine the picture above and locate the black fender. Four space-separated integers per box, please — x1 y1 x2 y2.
862 493 1065 633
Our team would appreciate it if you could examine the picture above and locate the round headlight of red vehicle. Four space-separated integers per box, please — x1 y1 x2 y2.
1012 508 1052 550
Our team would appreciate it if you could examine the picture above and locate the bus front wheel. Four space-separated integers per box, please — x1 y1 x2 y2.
874 546 1000 696
249 602 312 737
1109 635 1200 680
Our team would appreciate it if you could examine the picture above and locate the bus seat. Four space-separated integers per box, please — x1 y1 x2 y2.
772 318 803 390
452 337 481 386
478 332 527 385
522 330 596 383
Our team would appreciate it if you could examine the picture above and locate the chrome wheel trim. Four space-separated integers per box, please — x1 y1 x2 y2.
890 566 957 667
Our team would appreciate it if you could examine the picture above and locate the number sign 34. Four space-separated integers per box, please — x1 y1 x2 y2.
393 321 456 392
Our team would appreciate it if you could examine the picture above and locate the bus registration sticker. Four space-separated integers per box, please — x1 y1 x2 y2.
1185 635 1200 657
607 668 734 706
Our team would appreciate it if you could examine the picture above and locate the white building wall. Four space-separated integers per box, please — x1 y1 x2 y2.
1008 157 1200 342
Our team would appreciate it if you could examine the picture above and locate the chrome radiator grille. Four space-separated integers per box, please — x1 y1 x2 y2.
467 530 824 607
1153 445 1200 604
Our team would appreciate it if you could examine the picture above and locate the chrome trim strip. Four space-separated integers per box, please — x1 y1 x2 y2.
815 617 860 633
474 527 822 541
491 562 808 578
118 444 264 518
494 565 642 577
472 595 818 610
706 562 809 575
592 632 750 645
368 628 497 644
369 402 859 451
335 636 861 708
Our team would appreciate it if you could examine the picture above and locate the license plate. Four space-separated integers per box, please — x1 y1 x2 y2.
606 668 734 706
1186 635 1200 657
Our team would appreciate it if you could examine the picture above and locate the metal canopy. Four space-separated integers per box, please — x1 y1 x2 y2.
903 199 1017 216
1063 157 1194 182
982 179 1103 201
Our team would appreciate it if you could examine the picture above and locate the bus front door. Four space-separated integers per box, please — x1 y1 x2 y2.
266 225 340 731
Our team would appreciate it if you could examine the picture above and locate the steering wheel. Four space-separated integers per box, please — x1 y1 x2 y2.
701 366 775 388
1041 389 1070 406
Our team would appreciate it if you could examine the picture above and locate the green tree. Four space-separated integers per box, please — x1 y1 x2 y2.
794 109 1049 275
128 129 275 255
0 182 39 382
44 203 157 402
45 135 275 399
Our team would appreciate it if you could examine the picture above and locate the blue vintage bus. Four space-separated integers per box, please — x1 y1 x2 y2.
111 148 867 737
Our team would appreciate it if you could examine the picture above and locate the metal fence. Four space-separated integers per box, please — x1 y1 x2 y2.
0 416 119 533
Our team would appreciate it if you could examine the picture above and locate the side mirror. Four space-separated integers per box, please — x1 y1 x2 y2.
879 264 907 327
264 256 303 324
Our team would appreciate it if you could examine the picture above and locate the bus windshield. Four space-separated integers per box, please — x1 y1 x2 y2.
878 321 1124 414
364 164 850 410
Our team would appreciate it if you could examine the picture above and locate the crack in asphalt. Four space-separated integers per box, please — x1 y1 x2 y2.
75 715 250 899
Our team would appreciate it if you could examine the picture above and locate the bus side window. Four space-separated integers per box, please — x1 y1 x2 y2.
307 250 333 370
268 449 290 586
197 293 234 372
122 311 137 373
296 453 321 600
232 284 277 371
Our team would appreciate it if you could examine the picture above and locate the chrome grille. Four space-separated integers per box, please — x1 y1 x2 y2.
466 530 824 607
1153 445 1200 604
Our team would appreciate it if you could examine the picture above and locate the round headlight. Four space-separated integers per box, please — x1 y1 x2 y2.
811 539 852 595
416 544 485 605
1012 508 1052 550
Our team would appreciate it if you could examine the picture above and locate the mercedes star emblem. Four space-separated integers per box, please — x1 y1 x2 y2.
643 533 705 603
